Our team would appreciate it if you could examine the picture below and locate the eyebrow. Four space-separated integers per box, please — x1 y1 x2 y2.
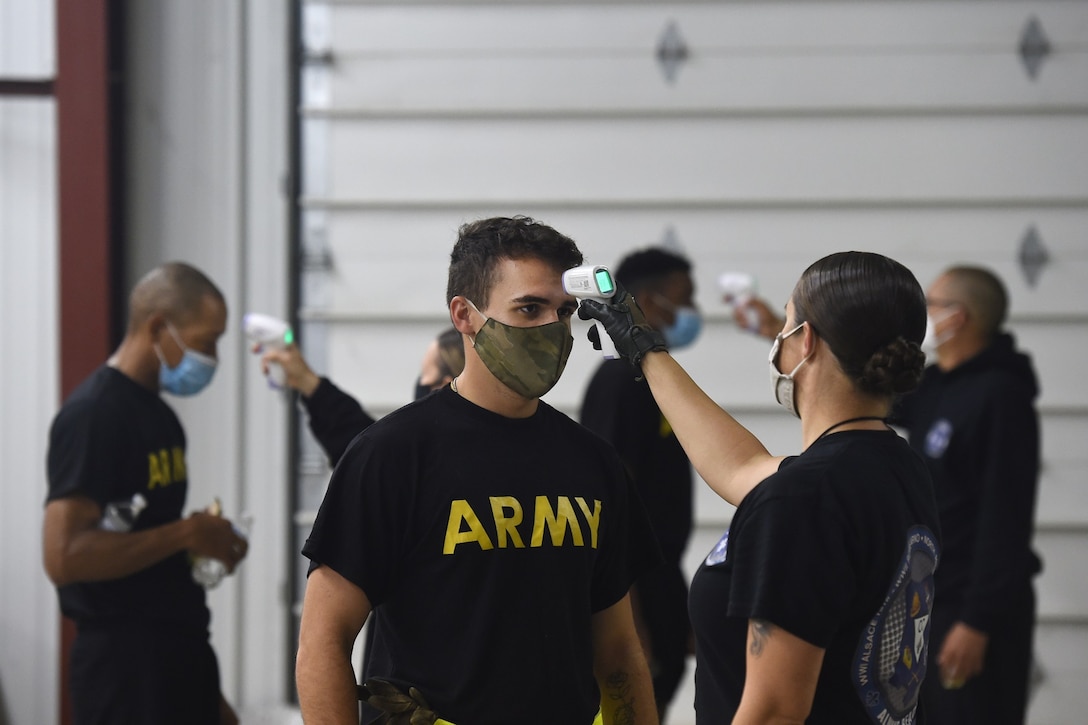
512 295 550 305
511 295 577 307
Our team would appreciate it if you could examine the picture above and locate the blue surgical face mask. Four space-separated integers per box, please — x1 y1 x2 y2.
652 294 702 350
663 306 702 349
156 324 217 396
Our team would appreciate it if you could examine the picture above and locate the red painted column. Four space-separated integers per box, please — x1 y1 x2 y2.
55 1 116 723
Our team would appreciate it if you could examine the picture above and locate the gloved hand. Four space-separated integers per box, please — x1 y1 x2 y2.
577 280 667 371
359 679 440 725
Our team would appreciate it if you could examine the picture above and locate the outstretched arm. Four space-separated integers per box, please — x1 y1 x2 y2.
579 286 783 506
640 351 783 505
261 343 377 466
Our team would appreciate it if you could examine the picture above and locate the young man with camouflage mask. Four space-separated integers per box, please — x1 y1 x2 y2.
296 216 661 725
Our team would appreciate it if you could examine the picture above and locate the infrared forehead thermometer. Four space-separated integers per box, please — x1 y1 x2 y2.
243 313 294 388
562 265 618 360
718 272 760 333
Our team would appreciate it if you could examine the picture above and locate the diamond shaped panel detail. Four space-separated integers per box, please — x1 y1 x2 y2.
1018 226 1049 288
656 21 689 84
1019 17 1051 80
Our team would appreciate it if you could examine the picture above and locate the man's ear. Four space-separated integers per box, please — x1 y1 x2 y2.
145 312 168 341
448 297 476 336
633 291 663 330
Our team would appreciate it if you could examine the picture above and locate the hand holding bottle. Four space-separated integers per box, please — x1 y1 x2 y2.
187 499 251 589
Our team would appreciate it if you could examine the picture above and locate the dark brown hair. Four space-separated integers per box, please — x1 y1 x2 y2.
446 216 583 307
792 251 927 397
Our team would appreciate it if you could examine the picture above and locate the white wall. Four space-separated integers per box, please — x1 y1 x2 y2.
0 1 58 723
0 96 58 725
124 0 293 715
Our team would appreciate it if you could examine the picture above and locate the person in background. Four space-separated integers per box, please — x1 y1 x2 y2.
43 262 247 725
580 247 699 721
894 265 1042 724
258 325 465 466
295 215 660 725
580 251 941 723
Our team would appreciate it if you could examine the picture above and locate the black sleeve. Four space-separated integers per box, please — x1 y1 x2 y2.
301 428 415 605
300 377 377 467
961 380 1041 632
46 398 127 506
579 362 652 476
727 485 858 649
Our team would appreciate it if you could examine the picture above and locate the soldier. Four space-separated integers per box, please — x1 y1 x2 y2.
296 216 661 725
580 251 941 724
898 266 1042 724
580 247 700 722
43 262 246 724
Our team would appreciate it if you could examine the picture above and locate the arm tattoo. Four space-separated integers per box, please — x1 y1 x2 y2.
603 671 637 725
749 619 773 658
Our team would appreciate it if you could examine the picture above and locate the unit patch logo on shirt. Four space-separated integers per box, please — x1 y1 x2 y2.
853 525 939 725
704 529 730 567
923 419 953 459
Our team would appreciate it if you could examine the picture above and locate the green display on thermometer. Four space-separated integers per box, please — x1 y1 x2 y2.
595 269 615 295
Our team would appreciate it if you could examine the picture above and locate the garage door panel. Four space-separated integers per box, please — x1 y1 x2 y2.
319 116 1088 203
312 2 1088 114
324 2 1087 53
315 53 1088 116
1035 532 1088 619
313 207 1088 316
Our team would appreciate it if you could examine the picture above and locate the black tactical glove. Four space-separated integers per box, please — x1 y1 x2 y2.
359 679 439 725
577 280 668 372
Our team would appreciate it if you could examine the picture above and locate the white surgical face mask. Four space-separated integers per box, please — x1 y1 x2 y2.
921 307 958 353
768 322 811 418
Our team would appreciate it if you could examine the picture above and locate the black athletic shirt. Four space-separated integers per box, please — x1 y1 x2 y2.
46 366 208 632
303 386 660 725
580 359 693 565
689 430 940 724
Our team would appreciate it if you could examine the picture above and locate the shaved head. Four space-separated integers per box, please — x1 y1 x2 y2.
943 266 1008 340
128 262 225 332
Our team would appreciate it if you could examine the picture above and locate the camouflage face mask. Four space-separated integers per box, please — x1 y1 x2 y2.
467 299 574 399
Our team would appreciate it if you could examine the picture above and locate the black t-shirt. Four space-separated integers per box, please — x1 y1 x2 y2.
46 366 208 632
303 386 659 725
689 430 940 724
580 359 693 564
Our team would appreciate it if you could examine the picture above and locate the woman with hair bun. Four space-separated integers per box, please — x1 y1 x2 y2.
580 251 941 724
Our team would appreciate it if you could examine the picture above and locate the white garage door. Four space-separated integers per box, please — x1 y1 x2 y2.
292 3 1088 720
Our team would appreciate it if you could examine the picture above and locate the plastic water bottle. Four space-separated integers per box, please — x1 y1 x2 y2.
99 493 148 532
192 513 253 590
